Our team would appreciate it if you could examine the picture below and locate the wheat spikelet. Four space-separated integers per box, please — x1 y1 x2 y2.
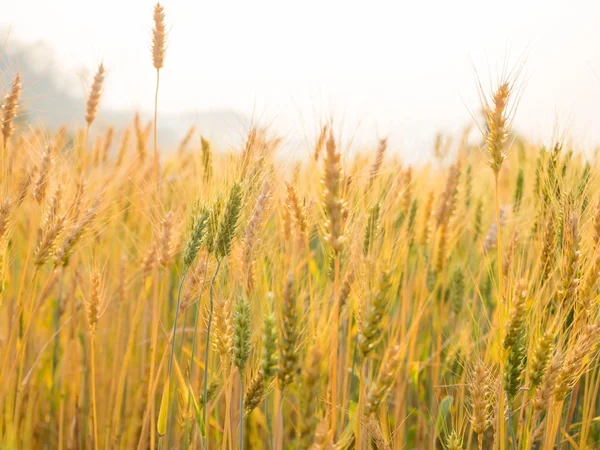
213 295 233 372
216 182 243 260
580 200 600 310
435 222 448 272
201 136 213 182
503 283 528 400
464 164 473 209
420 191 434 245
34 214 66 266
281 199 292 242
446 430 463 450
554 324 600 401
261 313 278 379
539 213 555 280
528 330 554 390
592 198 600 244
366 417 391 450
41 184 63 233
241 180 271 292
205 196 223 256
278 273 298 390
232 297 251 372
183 204 210 271
13 167 34 208
482 82 511 175
358 270 392 357
468 360 493 444
85 63 105 126
157 210 174 268
321 130 346 253
368 138 388 187
435 163 460 229
152 3 166 70
33 145 54 204
55 196 101 267
557 212 580 309
309 420 332 450
400 167 412 215
2 73 21 143
365 344 401 414
363 202 380 256
84 273 105 331
449 267 465 315
503 279 527 350
244 370 265 414
533 352 562 411
285 182 307 238
338 268 355 311
314 123 328 161
0 199 12 245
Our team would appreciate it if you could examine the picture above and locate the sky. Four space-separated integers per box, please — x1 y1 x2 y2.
2 0 600 159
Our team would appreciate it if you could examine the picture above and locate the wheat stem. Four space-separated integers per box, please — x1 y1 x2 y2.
203 259 222 437
90 331 99 450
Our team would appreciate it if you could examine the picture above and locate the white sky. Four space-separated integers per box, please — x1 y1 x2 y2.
3 0 600 157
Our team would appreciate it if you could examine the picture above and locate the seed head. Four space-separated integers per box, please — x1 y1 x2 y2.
2 73 21 143
216 182 243 260
232 297 251 372
183 204 210 271
85 63 105 126
152 3 166 70
365 344 401 414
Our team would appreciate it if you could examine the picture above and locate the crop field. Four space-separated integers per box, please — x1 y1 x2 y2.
0 3 599 450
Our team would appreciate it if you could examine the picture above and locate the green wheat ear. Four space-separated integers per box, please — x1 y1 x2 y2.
205 196 223 256
216 181 243 260
446 430 463 450
261 313 278 379
233 297 251 371
363 201 380 256
449 267 465 315
183 204 210 271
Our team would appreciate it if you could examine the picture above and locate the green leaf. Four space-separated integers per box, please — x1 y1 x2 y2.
435 395 453 440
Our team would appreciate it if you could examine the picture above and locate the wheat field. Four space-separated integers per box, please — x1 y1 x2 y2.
1 4 600 450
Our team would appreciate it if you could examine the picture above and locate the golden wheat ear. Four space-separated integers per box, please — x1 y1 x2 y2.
2 73 22 145
152 3 166 70
85 63 105 127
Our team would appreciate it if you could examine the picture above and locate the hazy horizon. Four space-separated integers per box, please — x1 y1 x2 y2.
3 0 600 160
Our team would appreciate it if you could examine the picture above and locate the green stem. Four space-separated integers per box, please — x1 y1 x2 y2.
168 273 187 380
164 271 188 448
203 259 222 436
239 378 244 450
184 255 210 448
